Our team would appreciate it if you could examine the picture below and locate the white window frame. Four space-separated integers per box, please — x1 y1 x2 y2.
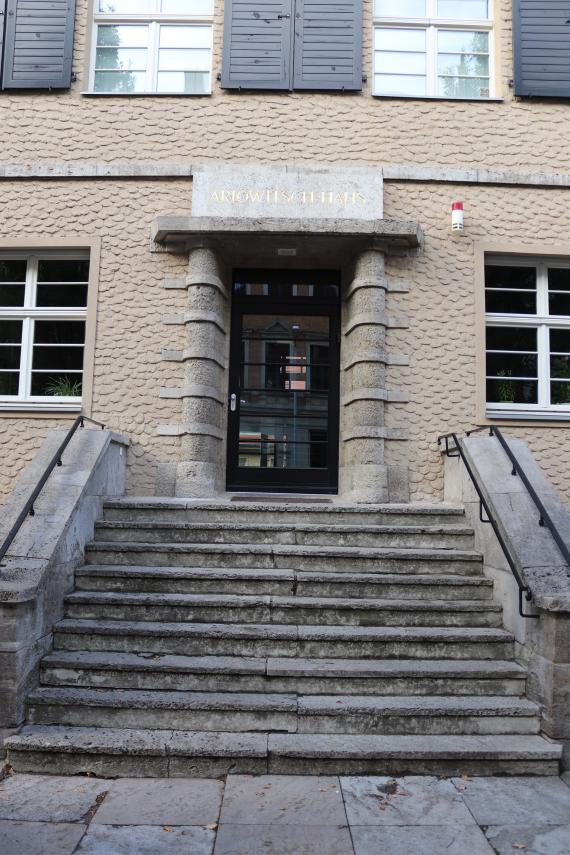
372 0 495 100
89 1 214 95
0 252 89 412
485 255 570 420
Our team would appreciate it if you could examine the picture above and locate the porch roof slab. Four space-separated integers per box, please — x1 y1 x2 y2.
151 216 423 263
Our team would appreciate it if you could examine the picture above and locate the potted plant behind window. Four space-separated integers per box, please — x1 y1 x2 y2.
45 377 81 397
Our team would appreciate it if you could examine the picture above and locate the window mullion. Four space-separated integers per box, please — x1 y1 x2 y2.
538 324 550 407
20 318 33 399
428 25 437 97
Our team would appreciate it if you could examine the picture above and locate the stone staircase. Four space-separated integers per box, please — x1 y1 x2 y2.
5 499 562 777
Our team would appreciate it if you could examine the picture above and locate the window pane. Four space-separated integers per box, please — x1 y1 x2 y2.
97 25 148 48
550 329 570 353
485 290 536 314
0 260 26 282
486 326 537 351
549 293 570 316
0 285 25 306
99 0 153 10
36 284 88 308
156 71 210 93
0 346 21 370
96 48 148 71
158 48 211 71
551 356 570 379
377 51 426 75
31 373 83 397
486 353 537 377
162 0 214 11
437 53 489 76
375 28 426 52
438 30 488 53
160 25 212 49
34 321 85 344
0 320 23 344
437 1 488 18
486 379 538 405
375 74 427 96
549 268 570 292
438 76 489 97
551 382 570 404
0 373 19 395
38 259 89 285
33 346 84 371
485 265 536 290
94 71 147 92
375 0 426 14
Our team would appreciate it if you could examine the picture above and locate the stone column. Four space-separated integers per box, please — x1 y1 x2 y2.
340 250 390 503
175 246 229 497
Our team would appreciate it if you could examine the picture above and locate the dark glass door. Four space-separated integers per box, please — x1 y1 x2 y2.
227 270 340 493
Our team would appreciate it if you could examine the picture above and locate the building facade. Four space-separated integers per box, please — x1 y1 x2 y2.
1 0 570 506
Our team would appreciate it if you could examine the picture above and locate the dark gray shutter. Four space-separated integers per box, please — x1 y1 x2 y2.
2 0 76 90
221 0 294 90
514 0 570 97
293 0 362 90
0 2 6 85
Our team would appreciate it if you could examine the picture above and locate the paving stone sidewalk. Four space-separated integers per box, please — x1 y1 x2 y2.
0 771 569 854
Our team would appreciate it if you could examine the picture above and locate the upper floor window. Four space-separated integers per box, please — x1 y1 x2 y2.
91 1 214 95
373 0 493 99
485 259 570 419
0 256 89 411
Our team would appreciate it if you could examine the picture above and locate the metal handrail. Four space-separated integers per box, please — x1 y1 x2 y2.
0 415 105 566
437 428 537 618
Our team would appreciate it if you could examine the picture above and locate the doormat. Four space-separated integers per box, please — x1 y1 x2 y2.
231 495 333 503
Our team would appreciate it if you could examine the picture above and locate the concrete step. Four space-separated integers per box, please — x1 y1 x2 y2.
74 565 494 599
103 499 467 527
64 591 503 628
94 520 475 549
85 541 484 575
53 619 515 659
5 727 561 778
26 687 541 735
40 651 528 696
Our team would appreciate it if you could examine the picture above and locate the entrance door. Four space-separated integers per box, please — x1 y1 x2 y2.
227 269 340 493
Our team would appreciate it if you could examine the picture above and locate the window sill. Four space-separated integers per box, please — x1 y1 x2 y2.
0 403 82 413
372 95 503 103
81 91 212 97
486 407 570 422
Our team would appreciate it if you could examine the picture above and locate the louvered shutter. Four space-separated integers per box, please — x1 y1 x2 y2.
222 0 294 90
514 0 570 97
293 0 362 91
0 3 6 85
2 0 77 90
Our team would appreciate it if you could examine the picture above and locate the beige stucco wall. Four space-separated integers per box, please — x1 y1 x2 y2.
0 1 568 173
1 179 570 506
1 1 570 506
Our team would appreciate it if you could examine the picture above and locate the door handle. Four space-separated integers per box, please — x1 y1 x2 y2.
230 393 237 412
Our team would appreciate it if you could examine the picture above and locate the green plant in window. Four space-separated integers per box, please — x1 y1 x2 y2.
45 376 82 397
496 369 516 403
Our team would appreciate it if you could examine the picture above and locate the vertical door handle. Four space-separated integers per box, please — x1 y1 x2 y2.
230 393 237 412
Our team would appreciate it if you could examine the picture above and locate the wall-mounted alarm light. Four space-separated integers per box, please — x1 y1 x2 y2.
451 201 464 232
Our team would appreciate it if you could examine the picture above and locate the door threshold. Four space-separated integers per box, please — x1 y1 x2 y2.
229 493 334 503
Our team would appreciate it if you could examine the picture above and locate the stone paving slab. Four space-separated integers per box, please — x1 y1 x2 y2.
92 778 223 826
451 775 570 825
75 824 215 854
0 773 108 822
485 824 570 854
0 820 86 855
219 774 346 825
351 824 495 855
213 823 354 855
341 775 476 825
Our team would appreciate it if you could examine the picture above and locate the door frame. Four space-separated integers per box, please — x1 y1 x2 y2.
226 269 341 493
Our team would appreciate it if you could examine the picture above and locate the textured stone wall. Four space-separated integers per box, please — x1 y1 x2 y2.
0 1 569 173
1 180 570 507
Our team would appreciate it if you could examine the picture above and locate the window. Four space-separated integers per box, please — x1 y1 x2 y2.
485 259 570 419
373 0 493 99
91 1 214 94
0 255 89 411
